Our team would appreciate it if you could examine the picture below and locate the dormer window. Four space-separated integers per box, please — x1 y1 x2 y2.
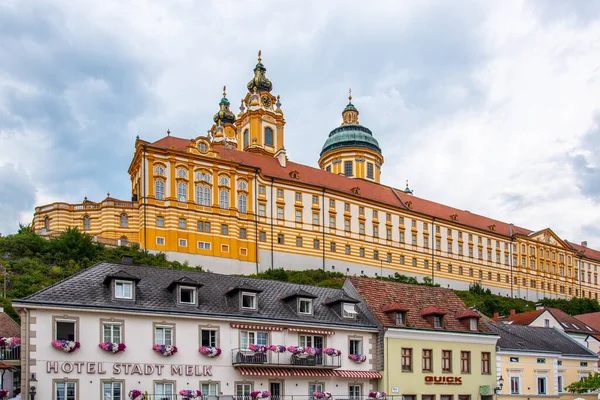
396 312 406 325
469 318 477 331
299 298 313 315
343 303 358 319
434 315 443 328
241 292 257 310
115 280 133 299
178 286 197 305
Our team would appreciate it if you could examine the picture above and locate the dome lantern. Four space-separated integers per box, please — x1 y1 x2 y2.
212 86 236 125
247 50 273 93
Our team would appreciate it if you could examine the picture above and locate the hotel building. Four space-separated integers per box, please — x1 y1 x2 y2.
12 257 381 399
31 52 600 301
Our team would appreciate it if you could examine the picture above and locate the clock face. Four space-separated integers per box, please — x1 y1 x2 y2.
261 95 272 108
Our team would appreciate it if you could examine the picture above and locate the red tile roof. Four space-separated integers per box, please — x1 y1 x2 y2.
456 308 482 319
566 241 600 262
381 302 410 313
148 135 535 238
420 305 447 316
0 312 20 338
575 312 600 332
495 307 598 334
348 277 491 333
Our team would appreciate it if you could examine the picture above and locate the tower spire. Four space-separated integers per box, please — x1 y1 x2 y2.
341 89 359 125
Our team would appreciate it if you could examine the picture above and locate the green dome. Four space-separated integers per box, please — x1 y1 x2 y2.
343 102 358 113
213 88 236 124
320 124 381 157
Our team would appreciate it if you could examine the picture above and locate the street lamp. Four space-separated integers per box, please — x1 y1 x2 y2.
494 376 504 394
29 373 37 400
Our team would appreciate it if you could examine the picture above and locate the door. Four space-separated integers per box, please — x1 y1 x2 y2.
270 382 282 400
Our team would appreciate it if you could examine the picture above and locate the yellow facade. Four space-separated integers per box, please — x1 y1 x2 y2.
382 330 498 400
31 52 600 301
497 352 598 400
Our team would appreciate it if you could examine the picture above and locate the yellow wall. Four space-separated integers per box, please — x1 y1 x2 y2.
382 331 497 399
497 352 598 400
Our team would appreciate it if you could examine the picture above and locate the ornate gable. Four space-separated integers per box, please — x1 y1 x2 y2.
528 228 569 250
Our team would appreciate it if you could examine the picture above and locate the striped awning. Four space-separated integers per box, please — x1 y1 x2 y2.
288 328 335 335
236 367 381 379
335 370 382 379
230 323 284 331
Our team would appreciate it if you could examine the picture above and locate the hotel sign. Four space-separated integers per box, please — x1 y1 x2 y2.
46 362 213 377
425 376 462 385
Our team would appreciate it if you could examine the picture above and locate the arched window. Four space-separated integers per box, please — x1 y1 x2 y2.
198 142 208 152
265 127 273 146
154 166 165 175
219 189 229 209
204 173 212 182
177 169 187 178
155 180 165 200
196 185 211 206
244 129 249 148
120 213 128 227
238 194 247 213
238 181 248 190
177 182 187 202
219 176 230 186
83 215 90 230
44 216 50 230
120 236 128 246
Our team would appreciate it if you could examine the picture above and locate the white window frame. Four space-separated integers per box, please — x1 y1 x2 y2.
156 237 165 245
219 189 229 209
177 182 187 202
349 338 362 355
469 318 477 331
179 286 197 305
342 303 358 318
102 381 122 400
240 331 268 349
102 322 122 343
55 380 77 400
202 383 219 397
55 319 77 341
155 382 174 397
298 298 313 315
201 328 218 347
537 375 547 395
349 384 362 400
509 373 521 395
115 280 133 300
178 238 187 247
241 292 257 310
238 194 247 213
155 326 174 346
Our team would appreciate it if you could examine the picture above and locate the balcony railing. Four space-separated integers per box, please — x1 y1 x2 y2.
231 349 341 368
0 344 21 361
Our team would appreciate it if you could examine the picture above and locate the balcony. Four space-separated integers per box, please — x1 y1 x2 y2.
0 344 21 361
231 349 341 368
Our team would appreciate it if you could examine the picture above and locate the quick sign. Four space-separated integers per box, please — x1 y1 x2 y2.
424 376 462 385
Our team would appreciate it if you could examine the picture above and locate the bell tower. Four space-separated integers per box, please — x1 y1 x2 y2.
236 51 286 156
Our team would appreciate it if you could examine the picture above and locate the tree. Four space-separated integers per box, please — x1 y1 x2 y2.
566 372 600 393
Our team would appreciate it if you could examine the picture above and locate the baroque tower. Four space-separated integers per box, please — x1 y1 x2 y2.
236 51 286 157
319 90 383 183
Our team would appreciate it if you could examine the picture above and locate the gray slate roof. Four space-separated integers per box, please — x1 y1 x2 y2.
15 262 378 330
487 322 598 357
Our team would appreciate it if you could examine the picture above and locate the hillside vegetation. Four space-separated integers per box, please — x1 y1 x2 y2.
1 228 598 323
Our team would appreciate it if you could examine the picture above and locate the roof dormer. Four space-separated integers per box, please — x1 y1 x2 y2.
456 308 482 331
281 288 318 316
225 281 263 312
382 302 410 326
324 292 360 319
103 270 141 301
421 306 447 329
167 277 203 306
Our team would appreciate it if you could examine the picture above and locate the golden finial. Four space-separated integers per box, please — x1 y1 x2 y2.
167 129 170 136
406 179 409 188
258 50 262 63
348 88 352 102
223 86 227 97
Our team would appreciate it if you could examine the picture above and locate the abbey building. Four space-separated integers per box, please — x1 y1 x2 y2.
32 52 600 301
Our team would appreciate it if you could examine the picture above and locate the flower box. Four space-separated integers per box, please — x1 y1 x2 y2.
369 392 387 399
179 389 202 398
313 391 332 399
98 342 126 354
248 344 268 353
128 389 143 400
250 390 271 399
348 354 367 363
51 340 80 353
268 344 286 353
0 337 21 349
153 344 178 356
323 347 342 356
0 389 8 400
199 346 222 357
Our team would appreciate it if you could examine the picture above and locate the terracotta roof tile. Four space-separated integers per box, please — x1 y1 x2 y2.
420 305 447 316
348 277 491 333
566 241 600 262
381 302 409 313
574 312 600 332
497 307 598 334
0 313 20 338
456 309 482 319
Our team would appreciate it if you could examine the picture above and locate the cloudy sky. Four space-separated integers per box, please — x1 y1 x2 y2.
1 0 599 247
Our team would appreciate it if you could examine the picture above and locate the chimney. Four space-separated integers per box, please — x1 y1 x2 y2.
509 309 516 316
582 241 588 248
535 303 545 311
121 255 133 265
493 312 499 319
274 147 287 168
